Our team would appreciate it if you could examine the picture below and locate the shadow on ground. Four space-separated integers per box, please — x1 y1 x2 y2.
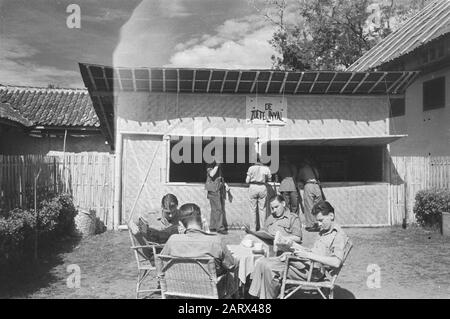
0 234 82 298
287 285 355 299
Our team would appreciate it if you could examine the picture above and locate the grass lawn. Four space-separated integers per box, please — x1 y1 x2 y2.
1 226 449 299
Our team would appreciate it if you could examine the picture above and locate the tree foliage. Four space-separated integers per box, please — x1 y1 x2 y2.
253 0 432 70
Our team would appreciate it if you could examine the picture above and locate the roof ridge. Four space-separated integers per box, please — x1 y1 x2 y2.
348 0 450 71
0 101 34 126
0 84 87 93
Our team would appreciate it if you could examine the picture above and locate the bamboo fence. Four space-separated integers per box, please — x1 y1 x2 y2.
0 153 114 228
389 156 450 225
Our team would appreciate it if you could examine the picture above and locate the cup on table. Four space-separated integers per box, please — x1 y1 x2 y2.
241 238 253 248
254 242 263 251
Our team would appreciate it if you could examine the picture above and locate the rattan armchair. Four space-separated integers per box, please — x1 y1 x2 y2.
279 239 353 299
129 229 164 299
155 254 239 299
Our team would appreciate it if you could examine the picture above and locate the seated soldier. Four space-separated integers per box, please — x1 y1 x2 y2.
242 195 302 256
248 200 349 299
129 193 180 244
160 203 238 298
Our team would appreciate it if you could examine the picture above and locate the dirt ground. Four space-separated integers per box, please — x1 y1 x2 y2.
1 226 449 299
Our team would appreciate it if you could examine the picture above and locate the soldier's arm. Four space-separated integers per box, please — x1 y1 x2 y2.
294 250 341 268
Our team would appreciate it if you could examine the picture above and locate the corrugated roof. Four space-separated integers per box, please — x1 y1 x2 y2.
79 63 419 149
0 102 33 127
348 0 450 71
79 63 418 95
0 85 99 128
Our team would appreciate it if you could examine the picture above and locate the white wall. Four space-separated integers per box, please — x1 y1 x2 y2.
390 67 450 156
116 92 394 226
117 93 390 139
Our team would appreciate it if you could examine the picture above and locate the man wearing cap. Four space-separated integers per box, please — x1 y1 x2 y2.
246 155 272 231
160 203 238 298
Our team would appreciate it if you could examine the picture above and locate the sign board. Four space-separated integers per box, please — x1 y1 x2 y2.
246 96 287 125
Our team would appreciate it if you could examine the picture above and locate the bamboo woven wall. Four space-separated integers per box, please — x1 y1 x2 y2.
389 156 450 225
120 134 450 227
430 157 450 189
0 153 114 228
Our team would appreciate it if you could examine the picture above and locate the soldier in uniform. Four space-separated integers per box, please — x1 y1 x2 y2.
277 157 300 215
246 155 272 231
205 158 229 234
297 159 323 231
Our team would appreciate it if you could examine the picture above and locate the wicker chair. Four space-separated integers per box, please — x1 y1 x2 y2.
279 239 353 299
129 229 164 299
155 254 239 299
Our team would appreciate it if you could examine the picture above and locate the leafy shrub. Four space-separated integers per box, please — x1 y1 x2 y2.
55 193 76 235
0 209 34 265
37 193 76 238
413 189 450 229
0 193 77 267
37 198 62 237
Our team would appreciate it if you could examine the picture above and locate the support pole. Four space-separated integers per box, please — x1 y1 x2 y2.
34 167 42 261
113 133 123 230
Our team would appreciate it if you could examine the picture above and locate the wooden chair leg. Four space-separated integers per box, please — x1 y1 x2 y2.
137 269 152 299
317 288 327 299
280 262 293 299
136 271 142 299
329 288 334 299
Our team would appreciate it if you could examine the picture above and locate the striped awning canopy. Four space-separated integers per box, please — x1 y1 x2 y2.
80 63 418 96
79 63 419 148
264 135 407 146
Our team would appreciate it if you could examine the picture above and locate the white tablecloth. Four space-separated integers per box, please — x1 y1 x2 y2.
227 244 265 284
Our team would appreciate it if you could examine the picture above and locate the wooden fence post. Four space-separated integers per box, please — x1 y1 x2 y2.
53 157 58 194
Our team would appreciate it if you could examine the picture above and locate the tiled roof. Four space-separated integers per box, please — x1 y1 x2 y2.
348 0 450 71
0 85 99 128
0 102 33 127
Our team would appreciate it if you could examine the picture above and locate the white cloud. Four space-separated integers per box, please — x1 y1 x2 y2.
157 0 192 18
174 38 202 51
0 37 82 88
82 8 133 22
166 15 279 69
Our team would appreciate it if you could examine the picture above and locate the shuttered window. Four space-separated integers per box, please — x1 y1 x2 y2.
389 97 405 117
423 77 446 111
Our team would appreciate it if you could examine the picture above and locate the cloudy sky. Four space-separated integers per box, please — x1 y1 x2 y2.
0 0 280 88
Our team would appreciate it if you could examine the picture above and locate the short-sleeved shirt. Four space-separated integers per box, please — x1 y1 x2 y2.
298 164 319 183
205 163 225 194
161 228 237 276
311 223 348 262
157 209 180 229
278 161 298 191
247 163 271 183
264 208 302 241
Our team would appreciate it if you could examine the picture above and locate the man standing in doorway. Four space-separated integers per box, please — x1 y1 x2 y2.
205 157 229 234
246 155 272 231
277 157 300 215
298 159 323 231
